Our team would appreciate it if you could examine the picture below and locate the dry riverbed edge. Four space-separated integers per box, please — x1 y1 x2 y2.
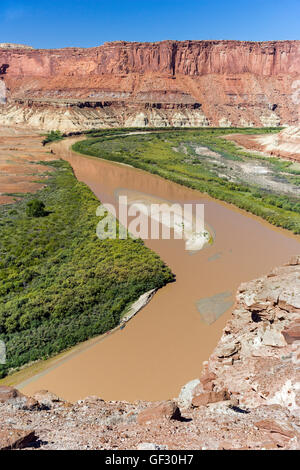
0 256 299 450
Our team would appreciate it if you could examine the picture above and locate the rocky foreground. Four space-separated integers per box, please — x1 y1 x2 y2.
0 257 299 450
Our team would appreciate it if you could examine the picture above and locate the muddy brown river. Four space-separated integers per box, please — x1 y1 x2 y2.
20 137 300 402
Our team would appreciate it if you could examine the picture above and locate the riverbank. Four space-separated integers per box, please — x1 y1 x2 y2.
1 257 299 450
0 288 158 389
17 134 300 402
0 127 57 205
0 151 173 379
73 128 300 234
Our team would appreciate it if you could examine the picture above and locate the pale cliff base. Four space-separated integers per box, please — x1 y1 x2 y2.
228 126 300 162
0 101 284 133
0 102 210 132
0 257 299 450
255 126 300 160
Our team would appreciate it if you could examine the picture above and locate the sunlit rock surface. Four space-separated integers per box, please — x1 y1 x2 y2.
0 40 299 131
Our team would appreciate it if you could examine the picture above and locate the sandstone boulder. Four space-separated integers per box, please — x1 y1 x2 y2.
0 428 37 450
255 419 298 447
32 390 62 408
177 378 200 409
0 386 20 403
261 326 286 347
282 322 300 344
215 340 241 358
192 390 229 407
199 369 217 391
137 401 181 425
0 386 39 410
255 419 296 438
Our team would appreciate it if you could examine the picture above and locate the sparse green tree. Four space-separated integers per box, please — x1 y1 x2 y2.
26 199 47 217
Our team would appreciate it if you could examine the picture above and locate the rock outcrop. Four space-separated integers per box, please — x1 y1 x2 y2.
0 40 299 131
228 126 300 162
0 43 34 50
0 385 39 410
0 257 299 450
0 429 37 450
192 257 300 412
137 401 181 425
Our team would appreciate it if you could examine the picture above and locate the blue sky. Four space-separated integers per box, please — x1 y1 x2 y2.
0 0 299 49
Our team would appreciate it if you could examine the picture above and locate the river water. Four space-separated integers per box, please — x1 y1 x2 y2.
20 137 300 402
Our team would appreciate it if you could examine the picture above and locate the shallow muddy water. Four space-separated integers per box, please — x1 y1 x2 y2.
20 137 300 402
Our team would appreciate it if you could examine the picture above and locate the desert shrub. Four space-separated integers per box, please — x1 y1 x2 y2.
26 199 47 217
42 130 64 145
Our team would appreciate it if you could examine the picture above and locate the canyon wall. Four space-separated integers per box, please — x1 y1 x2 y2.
0 40 299 131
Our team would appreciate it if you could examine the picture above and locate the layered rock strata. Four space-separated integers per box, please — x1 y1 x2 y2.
0 40 299 131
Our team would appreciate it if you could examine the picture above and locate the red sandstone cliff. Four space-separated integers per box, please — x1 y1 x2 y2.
0 40 299 130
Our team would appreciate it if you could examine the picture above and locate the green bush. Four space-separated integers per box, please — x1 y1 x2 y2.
26 199 47 217
42 130 64 145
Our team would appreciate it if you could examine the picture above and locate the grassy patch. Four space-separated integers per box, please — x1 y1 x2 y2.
0 160 173 377
42 130 64 145
73 128 300 234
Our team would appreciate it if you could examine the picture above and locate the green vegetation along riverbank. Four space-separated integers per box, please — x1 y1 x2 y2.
73 128 300 234
0 160 173 378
